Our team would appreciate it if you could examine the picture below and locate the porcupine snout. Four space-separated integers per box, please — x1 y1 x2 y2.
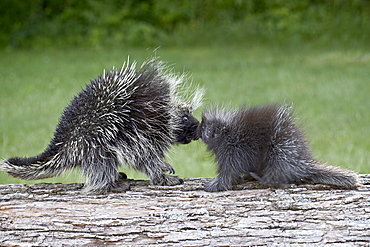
175 113 200 144
195 122 203 141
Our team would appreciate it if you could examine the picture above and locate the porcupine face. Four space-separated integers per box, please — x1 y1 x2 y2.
174 110 200 144
197 115 224 146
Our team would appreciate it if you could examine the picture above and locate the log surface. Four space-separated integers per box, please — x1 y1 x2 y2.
1 175 370 246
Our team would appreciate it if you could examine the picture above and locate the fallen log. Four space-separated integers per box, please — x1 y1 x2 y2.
1 175 370 246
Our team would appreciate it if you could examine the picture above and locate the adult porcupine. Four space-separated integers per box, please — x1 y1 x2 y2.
198 104 362 192
1 58 203 193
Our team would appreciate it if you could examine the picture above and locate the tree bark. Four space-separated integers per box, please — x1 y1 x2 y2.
1 175 369 246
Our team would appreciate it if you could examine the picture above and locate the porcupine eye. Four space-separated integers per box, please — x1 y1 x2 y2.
182 115 189 122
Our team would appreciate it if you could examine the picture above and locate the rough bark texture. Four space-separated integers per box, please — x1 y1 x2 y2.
1 175 369 246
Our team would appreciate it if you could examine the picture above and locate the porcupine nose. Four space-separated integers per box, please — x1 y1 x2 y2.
195 123 202 140
191 124 200 141
186 123 200 143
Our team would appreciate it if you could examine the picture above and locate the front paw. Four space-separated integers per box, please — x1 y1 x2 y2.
204 178 230 192
151 174 184 186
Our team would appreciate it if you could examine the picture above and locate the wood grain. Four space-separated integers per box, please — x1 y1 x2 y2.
1 175 369 246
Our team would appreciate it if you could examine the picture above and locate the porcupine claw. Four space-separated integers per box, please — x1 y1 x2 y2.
165 162 176 174
118 172 128 180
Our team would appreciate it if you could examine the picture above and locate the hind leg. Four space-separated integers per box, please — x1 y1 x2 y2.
255 159 306 187
252 166 290 187
81 151 120 194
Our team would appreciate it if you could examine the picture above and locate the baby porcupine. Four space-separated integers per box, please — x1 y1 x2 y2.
198 104 362 192
1 58 203 193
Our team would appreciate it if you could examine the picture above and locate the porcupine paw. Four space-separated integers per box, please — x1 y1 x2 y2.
83 183 116 194
204 178 230 192
152 174 184 186
249 172 263 183
249 172 291 188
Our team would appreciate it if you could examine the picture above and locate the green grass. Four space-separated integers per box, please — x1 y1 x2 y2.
0 43 369 185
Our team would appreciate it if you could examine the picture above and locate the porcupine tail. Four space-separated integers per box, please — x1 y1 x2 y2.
1 141 66 180
307 160 362 188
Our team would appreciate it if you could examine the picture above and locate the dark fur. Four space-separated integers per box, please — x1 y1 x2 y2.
174 109 200 144
1 59 203 193
198 104 362 192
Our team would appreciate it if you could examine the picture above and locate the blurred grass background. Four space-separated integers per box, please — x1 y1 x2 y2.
0 0 369 184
